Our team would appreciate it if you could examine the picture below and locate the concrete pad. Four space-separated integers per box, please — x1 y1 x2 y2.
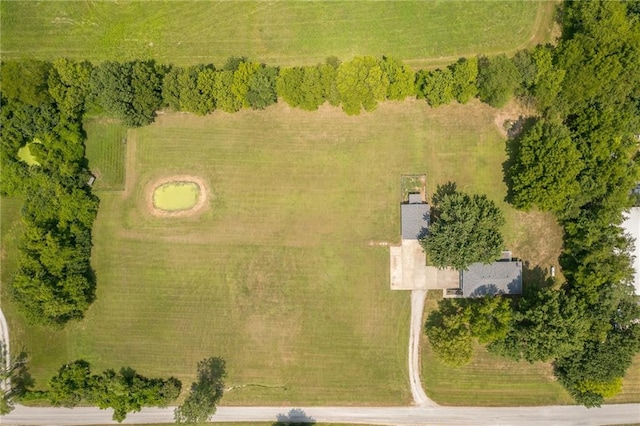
390 240 461 291
425 266 460 289
389 245 404 289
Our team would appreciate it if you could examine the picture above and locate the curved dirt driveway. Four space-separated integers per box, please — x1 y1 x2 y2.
409 290 437 407
0 307 10 392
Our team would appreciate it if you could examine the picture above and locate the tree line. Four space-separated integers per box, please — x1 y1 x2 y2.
1 59 99 326
425 0 640 407
2 354 226 423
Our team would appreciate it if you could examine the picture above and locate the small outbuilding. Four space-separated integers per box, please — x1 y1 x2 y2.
401 193 429 240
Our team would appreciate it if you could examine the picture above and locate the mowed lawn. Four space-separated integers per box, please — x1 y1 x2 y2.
0 1 554 67
84 118 128 191
2 99 564 406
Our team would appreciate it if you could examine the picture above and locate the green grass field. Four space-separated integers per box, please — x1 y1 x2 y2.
2 99 567 406
84 118 128 191
0 1 555 67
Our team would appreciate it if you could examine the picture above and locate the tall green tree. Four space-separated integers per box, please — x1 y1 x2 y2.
507 119 584 215
174 357 226 424
378 56 415 101
476 55 519 107
335 56 389 115
489 288 590 363
421 184 505 269
449 57 478 104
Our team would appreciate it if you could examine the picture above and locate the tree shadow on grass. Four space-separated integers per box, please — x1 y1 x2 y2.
521 260 555 297
273 408 316 425
502 117 537 206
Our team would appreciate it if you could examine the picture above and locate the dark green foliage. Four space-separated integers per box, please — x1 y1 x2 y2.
0 60 53 107
554 299 640 407
246 65 278 110
1 75 98 324
476 55 519 107
89 368 181 422
378 56 415 101
426 296 512 366
425 300 473 367
420 68 454 107
48 360 91 407
47 360 181 422
174 357 226 424
449 57 478 103
421 184 505 270
277 66 325 111
231 61 278 110
335 56 389 115
489 288 590 363
214 70 242 113
47 58 93 117
507 119 584 215
498 0 640 406
90 61 163 127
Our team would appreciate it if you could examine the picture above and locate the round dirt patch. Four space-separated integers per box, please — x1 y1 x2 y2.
146 175 209 218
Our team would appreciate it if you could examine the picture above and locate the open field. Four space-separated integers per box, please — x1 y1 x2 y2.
0 1 555 67
84 118 127 191
421 291 640 406
1 99 566 406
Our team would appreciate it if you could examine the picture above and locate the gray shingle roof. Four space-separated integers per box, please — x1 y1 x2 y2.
461 261 522 297
401 203 430 240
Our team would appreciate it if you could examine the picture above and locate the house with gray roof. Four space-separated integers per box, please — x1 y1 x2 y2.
401 193 429 240
460 260 523 297
390 181 523 297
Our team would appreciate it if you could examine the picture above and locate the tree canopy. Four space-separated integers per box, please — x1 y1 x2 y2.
507 119 584 215
174 357 226 424
421 184 505 270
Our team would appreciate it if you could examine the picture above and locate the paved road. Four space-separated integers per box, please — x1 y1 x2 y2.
4 403 640 425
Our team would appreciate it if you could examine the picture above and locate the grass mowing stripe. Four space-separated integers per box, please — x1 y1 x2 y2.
0 1 553 66
7 100 631 406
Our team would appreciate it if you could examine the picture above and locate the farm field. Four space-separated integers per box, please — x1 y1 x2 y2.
2 99 565 406
0 1 555 67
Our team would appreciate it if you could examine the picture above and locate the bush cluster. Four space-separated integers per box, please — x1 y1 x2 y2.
47 360 181 422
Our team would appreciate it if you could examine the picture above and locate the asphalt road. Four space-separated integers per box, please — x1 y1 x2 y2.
4 403 640 425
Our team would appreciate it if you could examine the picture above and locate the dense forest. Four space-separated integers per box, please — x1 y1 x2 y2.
1 0 639 409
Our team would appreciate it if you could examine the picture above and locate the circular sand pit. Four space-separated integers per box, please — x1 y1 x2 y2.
147 176 208 217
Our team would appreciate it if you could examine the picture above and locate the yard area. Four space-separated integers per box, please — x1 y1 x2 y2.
0 1 554 67
84 118 128 191
421 291 640 406
2 99 568 406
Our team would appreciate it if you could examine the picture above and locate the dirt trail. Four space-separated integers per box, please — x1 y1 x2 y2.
0 307 10 392
409 290 438 407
